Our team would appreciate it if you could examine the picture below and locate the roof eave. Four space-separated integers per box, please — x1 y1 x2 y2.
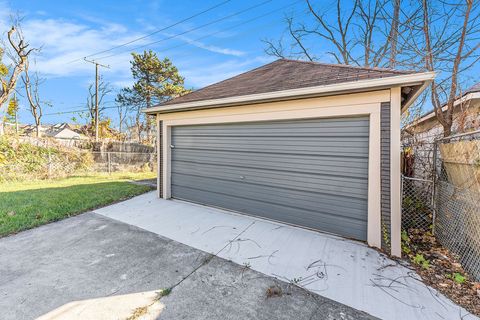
406 91 480 128
401 76 434 113
144 72 436 115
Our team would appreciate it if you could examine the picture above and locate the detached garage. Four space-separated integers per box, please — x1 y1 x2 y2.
145 59 434 256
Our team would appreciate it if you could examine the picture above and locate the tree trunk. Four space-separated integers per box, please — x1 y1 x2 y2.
389 0 400 68
443 123 452 137
36 124 42 138
136 113 142 142
145 95 151 142
0 28 32 108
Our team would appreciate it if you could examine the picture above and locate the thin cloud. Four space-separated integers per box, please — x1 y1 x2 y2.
0 4 146 79
174 34 246 57
20 18 144 77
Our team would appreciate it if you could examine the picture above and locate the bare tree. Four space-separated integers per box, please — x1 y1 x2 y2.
125 113 144 142
115 88 132 133
22 60 46 138
419 0 479 137
387 0 401 68
116 86 146 142
265 0 480 136
86 77 111 126
263 0 404 67
0 26 34 107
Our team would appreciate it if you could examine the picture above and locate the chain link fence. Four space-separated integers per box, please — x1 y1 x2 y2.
402 129 480 281
401 176 433 232
91 152 156 173
433 130 480 281
0 151 156 181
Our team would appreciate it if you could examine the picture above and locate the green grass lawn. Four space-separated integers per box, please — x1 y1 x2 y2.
0 172 156 237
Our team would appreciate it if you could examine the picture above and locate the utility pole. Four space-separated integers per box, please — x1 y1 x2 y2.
84 58 109 141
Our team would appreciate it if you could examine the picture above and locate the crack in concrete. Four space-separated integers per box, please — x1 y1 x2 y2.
124 221 258 320
168 221 257 293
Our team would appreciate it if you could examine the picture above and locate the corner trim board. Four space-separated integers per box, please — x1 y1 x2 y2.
390 87 402 257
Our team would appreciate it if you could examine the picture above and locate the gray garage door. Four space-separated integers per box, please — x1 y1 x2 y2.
171 116 369 241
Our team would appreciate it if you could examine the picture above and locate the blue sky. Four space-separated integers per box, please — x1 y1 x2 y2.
2 0 306 125
1 0 478 127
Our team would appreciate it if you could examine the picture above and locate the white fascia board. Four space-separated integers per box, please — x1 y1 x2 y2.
401 77 433 113
406 91 480 126
455 92 480 106
144 72 436 114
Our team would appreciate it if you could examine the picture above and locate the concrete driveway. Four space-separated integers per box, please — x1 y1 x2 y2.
0 212 375 320
94 192 478 320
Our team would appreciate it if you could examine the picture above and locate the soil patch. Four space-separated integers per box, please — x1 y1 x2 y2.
403 228 480 316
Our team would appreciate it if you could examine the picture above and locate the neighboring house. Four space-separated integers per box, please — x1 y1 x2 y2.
144 59 434 257
404 82 480 144
19 124 46 136
45 123 86 140
22 123 87 141
402 83 480 179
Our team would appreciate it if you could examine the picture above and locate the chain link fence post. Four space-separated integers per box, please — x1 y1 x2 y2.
107 152 111 174
47 150 52 179
431 141 438 235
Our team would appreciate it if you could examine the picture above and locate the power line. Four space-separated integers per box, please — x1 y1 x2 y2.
43 103 118 116
68 0 232 64
95 0 273 61
42 2 302 118
140 0 302 59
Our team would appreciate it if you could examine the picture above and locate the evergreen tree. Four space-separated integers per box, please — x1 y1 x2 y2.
118 51 189 141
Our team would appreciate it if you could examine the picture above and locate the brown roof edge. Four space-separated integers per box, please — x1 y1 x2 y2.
145 71 435 115
155 59 421 108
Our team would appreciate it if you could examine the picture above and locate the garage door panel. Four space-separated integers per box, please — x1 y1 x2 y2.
174 129 367 137
172 156 368 179
172 174 367 219
172 185 367 241
173 145 367 157
175 160 368 183
173 137 369 154
173 149 369 170
171 116 369 241
172 164 368 198
173 117 369 134
173 136 369 145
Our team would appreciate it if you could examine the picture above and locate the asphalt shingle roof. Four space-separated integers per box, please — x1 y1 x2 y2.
160 59 414 106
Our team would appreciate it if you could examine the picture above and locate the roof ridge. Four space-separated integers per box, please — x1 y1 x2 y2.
278 58 416 74
152 58 425 108
177 59 280 100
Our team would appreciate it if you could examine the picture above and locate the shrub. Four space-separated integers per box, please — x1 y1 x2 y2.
0 136 94 181
413 253 431 269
